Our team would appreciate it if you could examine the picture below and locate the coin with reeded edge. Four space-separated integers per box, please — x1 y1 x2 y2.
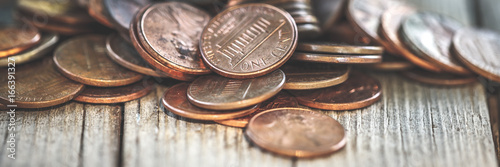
297 42 383 55
88 0 114 28
162 83 259 121
215 91 298 128
401 12 470 75
200 4 298 79
187 69 286 110
289 72 381 110
137 2 211 74
104 0 150 37
246 107 346 158
0 57 85 108
401 68 476 86
106 34 169 77
360 55 414 71
453 28 500 83
0 33 59 67
54 35 144 87
74 79 155 104
291 52 382 64
281 62 350 90
18 0 95 25
0 24 41 58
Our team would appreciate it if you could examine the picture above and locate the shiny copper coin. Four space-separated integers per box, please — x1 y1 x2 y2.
54 35 144 87
401 12 470 75
378 5 442 72
0 33 59 67
88 0 114 28
215 91 298 128
312 0 345 31
291 52 382 64
281 62 350 90
297 42 383 55
187 69 286 110
246 107 346 158
360 55 414 71
74 79 155 104
200 4 298 79
137 2 211 75
106 34 169 77
18 0 95 25
0 57 85 108
453 28 500 83
401 68 476 86
0 24 41 58
162 83 259 121
289 72 382 110
104 0 150 36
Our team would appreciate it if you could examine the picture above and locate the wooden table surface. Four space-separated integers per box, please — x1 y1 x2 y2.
1 0 500 167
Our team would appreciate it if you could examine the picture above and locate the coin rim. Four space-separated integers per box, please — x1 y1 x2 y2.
0 33 59 67
74 80 155 103
296 42 384 55
283 65 351 90
291 52 382 64
400 68 477 86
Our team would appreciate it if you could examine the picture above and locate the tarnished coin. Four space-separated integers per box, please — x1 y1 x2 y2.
312 0 345 30
246 107 346 158
187 69 286 110
291 52 382 64
18 0 95 25
74 79 155 104
0 57 85 108
401 68 476 86
106 34 169 77
104 0 150 38
401 12 470 75
289 72 382 110
88 0 114 28
215 91 298 128
360 55 414 71
200 4 298 79
297 42 383 55
0 24 41 58
453 28 500 83
162 83 259 121
54 35 144 87
0 33 59 67
281 62 350 90
137 2 211 74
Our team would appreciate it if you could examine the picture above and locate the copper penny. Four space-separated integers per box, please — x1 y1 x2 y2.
106 34 169 78
88 0 114 28
281 62 350 90
291 52 382 64
246 107 346 158
162 83 259 121
104 0 150 36
400 12 471 75
54 35 144 87
378 5 442 72
312 0 345 31
200 4 298 79
297 42 384 55
401 68 476 86
324 21 371 45
137 2 211 75
0 23 41 58
289 72 382 110
0 33 59 67
74 79 155 104
215 91 299 128
18 0 95 25
0 57 85 108
360 55 415 71
129 15 198 81
453 28 500 83
187 69 286 110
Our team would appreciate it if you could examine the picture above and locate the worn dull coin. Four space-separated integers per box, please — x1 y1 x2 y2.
74 79 155 104
297 42 383 55
137 2 211 75
0 57 85 108
291 52 382 64
453 28 500 83
187 69 286 110
401 12 470 75
215 91 298 128
88 0 114 28
162 83 259 121
54 35 144 87
106 34 169 77
0 33 59 67
401 68 476 86
0 24 41 58
246 107 346 158
281 62 350 90
104 0 150 37
200 4 298 79
18 0 95 25
360 55 414 71
289 72 382 110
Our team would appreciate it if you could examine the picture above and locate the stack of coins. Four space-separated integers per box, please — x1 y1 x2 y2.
264 0 321 39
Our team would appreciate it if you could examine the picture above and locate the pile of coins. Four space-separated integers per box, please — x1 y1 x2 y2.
1 0 500 158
